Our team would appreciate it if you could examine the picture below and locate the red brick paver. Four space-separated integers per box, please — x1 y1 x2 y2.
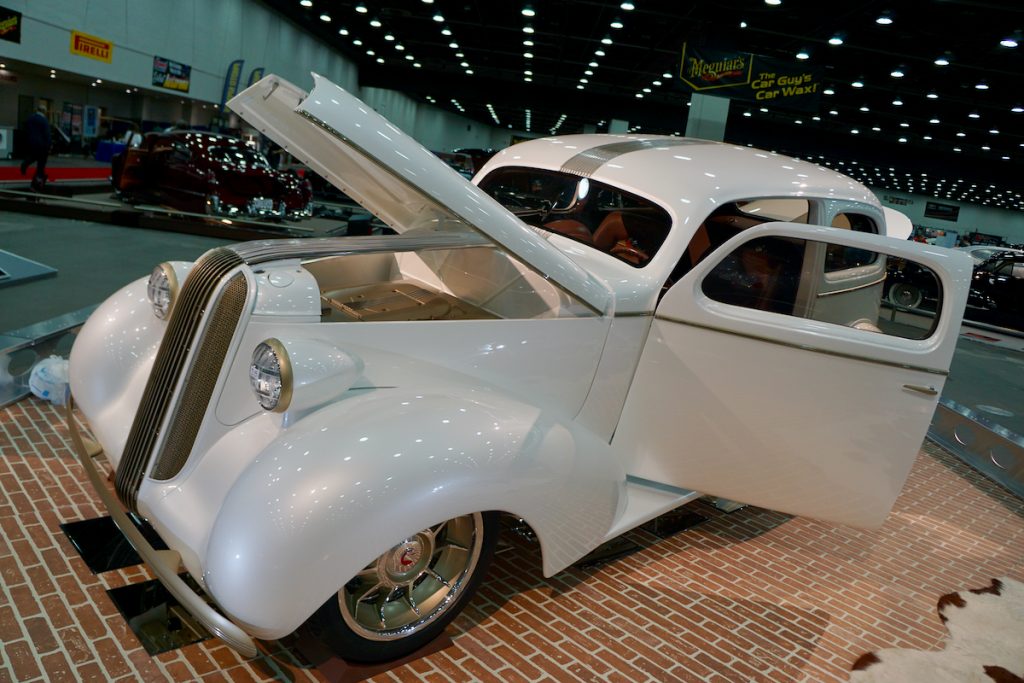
1 397 1022 682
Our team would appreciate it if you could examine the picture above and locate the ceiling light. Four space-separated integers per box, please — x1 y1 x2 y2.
366 49 375 56
934 55 950 66
595 49 606 56
522 6 535 17
384 33 394 40
892 98 903 106
601 36 613 44
900 122 909 127
299 0 312 6
969 111 981 118
927 92 938 99
989 128 1000 134
829 109 838 115
369 18 381 27
524 51 533 58
524 76 532 82
1012 105 1024 113
580 78 589 83
859 105 869 112
929 118 940 124
620 2 635 10
319 13 330 21
442 27 452 35
523 25 534 33
460 61 469 67
642 87 651 92
585 70 594 75
635 93 643 98
796 50 809 60
524 70 533 76
956 132 966 137
353 39 363 45
589 61 599 67
743 111 752 117
455 52 464 57
611 18 624 29
828 35 843 46
577 84 585 89
653 80 662 86
405 54 414 60
823 87 835 95
975 82 989 90
765 0 781 5
523 39 534 46
662 72 672 79
377 57 385 64
850 128 859 134
355 2 367 12
890 68 904 78
465 69 473 75
876 13 893 25
1000 36 1018 48
432 13 444 22
740 21 748 28
395 44 405 50
338 28 349 35
898 137 907 143
923 135 932 140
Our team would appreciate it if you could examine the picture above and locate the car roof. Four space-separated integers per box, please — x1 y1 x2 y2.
481 135 881 222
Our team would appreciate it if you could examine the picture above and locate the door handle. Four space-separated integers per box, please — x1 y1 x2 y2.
902 384 938 396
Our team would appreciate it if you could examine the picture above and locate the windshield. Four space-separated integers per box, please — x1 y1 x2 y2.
477 167 672 267
209 147 271 170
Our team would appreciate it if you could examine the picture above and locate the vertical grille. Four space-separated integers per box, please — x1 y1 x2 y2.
151 274 247 480
115 248 245 512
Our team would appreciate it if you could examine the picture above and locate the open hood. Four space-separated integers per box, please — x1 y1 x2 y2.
228 73 611 313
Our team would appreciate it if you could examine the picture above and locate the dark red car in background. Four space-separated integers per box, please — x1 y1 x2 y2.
111 132 312 219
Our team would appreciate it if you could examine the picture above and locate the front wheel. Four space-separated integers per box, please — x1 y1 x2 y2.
307 511 498 663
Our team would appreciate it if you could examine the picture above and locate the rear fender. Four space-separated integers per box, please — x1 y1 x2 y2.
202 387 624 639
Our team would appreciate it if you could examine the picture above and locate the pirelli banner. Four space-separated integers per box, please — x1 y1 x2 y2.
677 43 823 111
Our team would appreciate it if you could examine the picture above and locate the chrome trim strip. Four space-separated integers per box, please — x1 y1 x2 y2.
560 138 710 177
614 311 655 318
655 315 948 376
903 384 939 396
816 276 887 297
66 400 259 658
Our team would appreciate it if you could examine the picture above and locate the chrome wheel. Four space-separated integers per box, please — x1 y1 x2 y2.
889 283 923 309
339 513 484 641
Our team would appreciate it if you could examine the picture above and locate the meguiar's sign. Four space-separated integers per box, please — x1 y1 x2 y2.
678 43 822 111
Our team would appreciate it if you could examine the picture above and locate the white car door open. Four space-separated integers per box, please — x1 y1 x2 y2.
615 222 973 528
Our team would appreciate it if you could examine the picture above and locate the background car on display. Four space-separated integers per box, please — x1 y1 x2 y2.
110 131 312 218
67 73 972 663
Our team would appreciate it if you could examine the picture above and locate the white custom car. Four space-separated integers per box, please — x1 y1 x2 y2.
67 73 973 662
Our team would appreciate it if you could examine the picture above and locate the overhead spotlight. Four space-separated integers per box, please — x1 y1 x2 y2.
299 0 312 6
969 111 981 119
338 27 349 35
1012 105 1024 113
601 35 613 44
740 20 748 28
523 25 534 33
765 0 781 5
743 111 752 117
353 39 363 45
851 80 864 88
892 98 903 106
620 2 635 9
828 35 843 45
355 3 367 12
662 72 672 78
876 13 893 24
1000 36 1018 48
522 6 535 17
610 18 624 29
823 87 835 95
859 105 869 112
449 42 458 48
369 18 381 27
927 91 938 99
319 13 330 21
524 51 533 58
652 80 661 86
934 54 950 66
441 27 452 35
384 33 394 40
989 128 1000 134
890 68 904 78
975 81 989 90
929 118 940 124
796 50 809 60
595 49 606 56
589 61 599 67
432 13 444 22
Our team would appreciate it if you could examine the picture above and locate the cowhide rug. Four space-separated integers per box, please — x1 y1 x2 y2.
849 578 1024 682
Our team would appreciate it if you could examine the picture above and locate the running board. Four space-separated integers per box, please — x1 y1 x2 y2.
602 476 701 541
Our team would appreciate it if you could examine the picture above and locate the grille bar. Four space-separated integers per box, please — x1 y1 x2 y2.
114 248 244 512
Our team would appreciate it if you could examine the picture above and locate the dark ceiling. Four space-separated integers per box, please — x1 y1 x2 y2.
262 0 1024 210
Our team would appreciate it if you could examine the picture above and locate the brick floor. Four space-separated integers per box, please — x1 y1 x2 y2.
1 397 1022 682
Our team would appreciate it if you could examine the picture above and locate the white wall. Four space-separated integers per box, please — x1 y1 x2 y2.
0 0 357 104
873 188 1024 244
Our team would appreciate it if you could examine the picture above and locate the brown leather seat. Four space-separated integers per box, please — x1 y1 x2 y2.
543 218 593 244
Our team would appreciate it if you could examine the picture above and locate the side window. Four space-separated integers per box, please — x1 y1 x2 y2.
666 199 809 290
826 213 878 272
1012 263 1024 279
702 236 941 340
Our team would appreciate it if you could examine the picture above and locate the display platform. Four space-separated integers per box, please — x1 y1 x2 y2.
1 396 1021 682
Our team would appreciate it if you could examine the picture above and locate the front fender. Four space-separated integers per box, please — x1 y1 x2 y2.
203 386 624 639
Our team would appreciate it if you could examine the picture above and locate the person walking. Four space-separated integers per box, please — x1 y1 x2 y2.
20 105 51 191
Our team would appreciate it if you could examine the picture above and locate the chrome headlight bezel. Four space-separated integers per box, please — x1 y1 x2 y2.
249 338 293 413
146 262 179 320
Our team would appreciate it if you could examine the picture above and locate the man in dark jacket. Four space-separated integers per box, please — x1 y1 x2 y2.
20 105 51 190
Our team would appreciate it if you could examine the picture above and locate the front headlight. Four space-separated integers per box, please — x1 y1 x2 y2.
249 339 292 412
146 263 178 320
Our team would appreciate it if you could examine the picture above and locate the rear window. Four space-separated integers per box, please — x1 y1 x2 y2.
478 167 672 267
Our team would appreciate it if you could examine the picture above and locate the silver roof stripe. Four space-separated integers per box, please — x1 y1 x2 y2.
560 138 712 177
